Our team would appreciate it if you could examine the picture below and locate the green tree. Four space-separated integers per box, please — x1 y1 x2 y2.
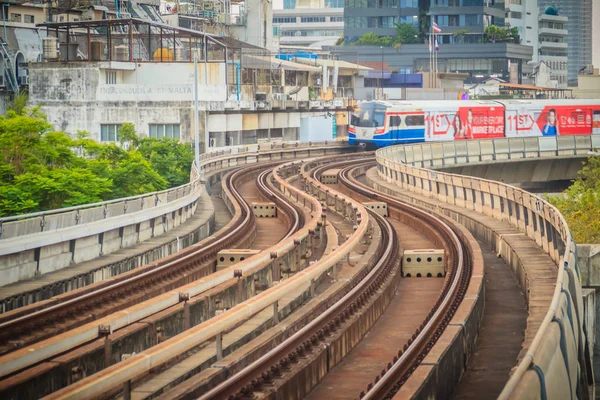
9 91 29 116
137 137 194 187
484 26 520 43
355 32 390 46
548 155 600 244
110 151 168 198
453 29 470 44
335 36 344 46
118 123 139 148
394 23 419 45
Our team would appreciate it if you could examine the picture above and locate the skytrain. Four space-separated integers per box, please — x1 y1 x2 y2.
348 99 600 147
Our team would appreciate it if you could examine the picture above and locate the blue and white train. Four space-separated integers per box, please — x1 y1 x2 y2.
348 99 600 147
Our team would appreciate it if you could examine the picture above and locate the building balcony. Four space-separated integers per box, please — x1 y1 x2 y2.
539 41 568 51
539 27 568 36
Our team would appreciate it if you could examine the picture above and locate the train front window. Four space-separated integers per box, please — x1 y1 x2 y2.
351 104 387 128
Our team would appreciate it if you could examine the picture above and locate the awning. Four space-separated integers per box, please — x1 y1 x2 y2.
242 55 321 72
499 83 569 91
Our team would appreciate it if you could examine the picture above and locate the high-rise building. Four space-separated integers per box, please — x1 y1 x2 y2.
337 0 536 84
538 0 592 86
537 7 568 88
593 0 600 69
429 0 508 44
343 0 420 44
274 0 344 48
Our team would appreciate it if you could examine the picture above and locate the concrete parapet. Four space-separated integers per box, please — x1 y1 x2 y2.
375 135 594 400
0 141 349 289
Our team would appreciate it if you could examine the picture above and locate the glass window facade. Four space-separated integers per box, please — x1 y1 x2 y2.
149 124 181 140
100 124 121 142
346 0 416 7
300 16 327 23
273 17 296 24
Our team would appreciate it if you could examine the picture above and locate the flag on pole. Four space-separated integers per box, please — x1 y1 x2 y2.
435 37 439 51
428 39 432 53
432 21 442 33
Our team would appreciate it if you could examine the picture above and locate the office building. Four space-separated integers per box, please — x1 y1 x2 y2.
343 0 420 44
538 0 592 86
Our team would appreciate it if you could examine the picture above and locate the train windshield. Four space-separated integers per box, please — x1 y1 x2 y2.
351 103 387 128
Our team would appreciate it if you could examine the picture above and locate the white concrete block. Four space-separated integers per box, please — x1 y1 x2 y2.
403 249 445 278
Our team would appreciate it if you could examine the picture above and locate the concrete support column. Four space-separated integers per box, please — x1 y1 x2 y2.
273 301 279 324
123 380 131 400
104 337 112 368
216 332 223 360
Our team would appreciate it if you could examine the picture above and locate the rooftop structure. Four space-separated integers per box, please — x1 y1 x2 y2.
29 18 361 145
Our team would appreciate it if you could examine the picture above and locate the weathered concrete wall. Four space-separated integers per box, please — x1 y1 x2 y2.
578 244 600 386
438 157 586 185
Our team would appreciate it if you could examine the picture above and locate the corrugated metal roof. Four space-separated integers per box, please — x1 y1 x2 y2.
242 54 321 72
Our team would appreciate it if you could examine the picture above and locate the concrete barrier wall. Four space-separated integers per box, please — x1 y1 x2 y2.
376 135 599 400
0 141 348 287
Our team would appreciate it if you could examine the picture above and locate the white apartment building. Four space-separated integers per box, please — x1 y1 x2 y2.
537 9 568 88
273 1 343 48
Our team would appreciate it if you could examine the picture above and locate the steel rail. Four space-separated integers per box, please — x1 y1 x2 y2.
198 161 397 400
256 168 303 240
40 159 364 400
0 164 271 378
339 161 470 399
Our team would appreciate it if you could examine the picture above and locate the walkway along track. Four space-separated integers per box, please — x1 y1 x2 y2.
198 157 474 400
34 155 371 399
0 163 304 389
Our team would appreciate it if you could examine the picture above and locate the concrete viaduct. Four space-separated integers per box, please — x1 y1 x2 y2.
1 136 599 399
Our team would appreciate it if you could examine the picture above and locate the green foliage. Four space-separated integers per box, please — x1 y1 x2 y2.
484 26 520 43
354 32 393 47
136 138 194 188
118 123 139 147
548 155 600 244
9 91 29 116
335 36 344 46
0 107 192 217
453 29 470 43
394 23 419 44
352 23 420 47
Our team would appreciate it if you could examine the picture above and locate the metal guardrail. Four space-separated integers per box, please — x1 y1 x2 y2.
376 135 599 399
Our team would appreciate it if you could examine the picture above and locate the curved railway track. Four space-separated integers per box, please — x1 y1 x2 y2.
339 162 472 399
202 158 472 400
0 163 304 380
1 154 476 400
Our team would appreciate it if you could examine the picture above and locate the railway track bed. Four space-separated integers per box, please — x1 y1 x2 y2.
363 165 557 398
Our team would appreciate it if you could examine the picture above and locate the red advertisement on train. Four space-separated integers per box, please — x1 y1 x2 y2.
535 105 600 136
506 104 600 137
451 106 505 140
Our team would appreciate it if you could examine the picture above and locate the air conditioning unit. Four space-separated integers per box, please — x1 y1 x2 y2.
272 93 287 101
255 101 267 109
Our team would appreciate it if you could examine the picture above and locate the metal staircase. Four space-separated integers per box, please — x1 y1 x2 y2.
0 43 18 93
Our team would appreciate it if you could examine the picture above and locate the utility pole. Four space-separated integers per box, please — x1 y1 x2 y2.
193 53 200 171
380 46 383 99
